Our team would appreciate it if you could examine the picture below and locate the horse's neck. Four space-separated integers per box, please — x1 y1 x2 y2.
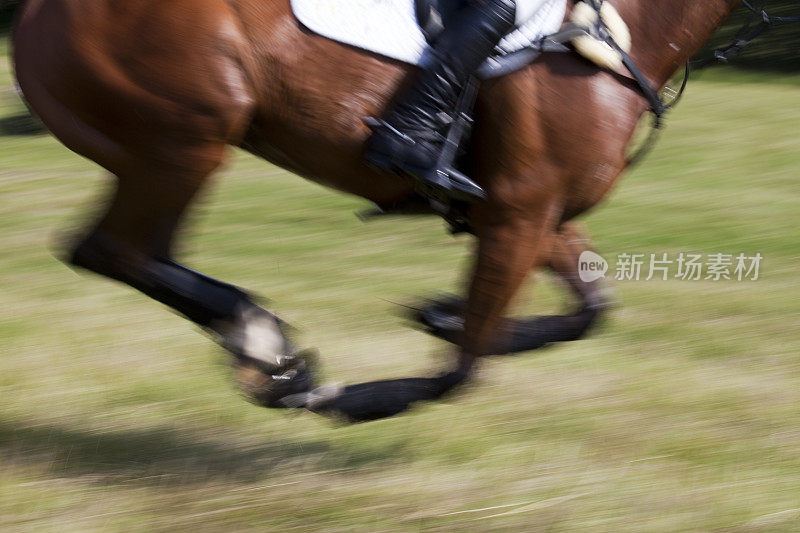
614 0 740 87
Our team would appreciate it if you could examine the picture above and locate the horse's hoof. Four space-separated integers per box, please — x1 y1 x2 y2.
412 293 465 341
277 382 344 410
234 348 318 408
301 370 471 422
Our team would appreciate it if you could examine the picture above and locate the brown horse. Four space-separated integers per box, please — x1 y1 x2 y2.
12 0 740 420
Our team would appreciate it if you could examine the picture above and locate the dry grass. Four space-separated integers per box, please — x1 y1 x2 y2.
1 38 800 531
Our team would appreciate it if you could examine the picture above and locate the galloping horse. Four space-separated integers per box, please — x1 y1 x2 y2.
12 0 741 420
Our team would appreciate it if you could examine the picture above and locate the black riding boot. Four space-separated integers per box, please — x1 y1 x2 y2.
365 0 517 202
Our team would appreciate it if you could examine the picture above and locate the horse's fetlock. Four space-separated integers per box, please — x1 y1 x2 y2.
212 301 293 371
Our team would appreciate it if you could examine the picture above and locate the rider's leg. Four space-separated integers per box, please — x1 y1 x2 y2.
365 0 517 200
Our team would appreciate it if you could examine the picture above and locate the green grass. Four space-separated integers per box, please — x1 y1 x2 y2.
1 41 800 531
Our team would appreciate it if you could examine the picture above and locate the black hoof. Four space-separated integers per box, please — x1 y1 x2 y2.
413 293 466 344
284 369 470 422
413 294 607 355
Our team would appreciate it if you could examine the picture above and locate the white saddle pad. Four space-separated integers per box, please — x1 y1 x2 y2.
291 0 568 66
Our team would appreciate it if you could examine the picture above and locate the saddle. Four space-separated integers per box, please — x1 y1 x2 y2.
416 0 631 77
292 0 632 227
292 0 570 77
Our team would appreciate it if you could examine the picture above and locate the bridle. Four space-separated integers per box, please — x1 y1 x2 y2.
587 0 800 164
696 0 800 67
743 0 800 23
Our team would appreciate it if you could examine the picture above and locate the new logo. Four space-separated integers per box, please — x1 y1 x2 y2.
578 251 608 282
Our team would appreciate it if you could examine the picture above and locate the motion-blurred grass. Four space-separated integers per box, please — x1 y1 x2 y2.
1 32 800 531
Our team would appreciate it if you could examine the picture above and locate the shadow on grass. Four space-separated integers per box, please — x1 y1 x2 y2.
0 113 47 136
0 419 399 485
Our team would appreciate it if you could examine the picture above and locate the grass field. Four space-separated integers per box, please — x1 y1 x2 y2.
2 33 800 531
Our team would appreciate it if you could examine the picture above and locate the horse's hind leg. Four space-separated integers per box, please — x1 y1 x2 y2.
416 221 613 354
69 163 233 326
67 156 312 405
16 0 312 404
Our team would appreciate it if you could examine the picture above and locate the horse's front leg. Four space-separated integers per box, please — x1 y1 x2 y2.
481 220 613 353
457 199 564 366
417 221 614 353
300 197 563 422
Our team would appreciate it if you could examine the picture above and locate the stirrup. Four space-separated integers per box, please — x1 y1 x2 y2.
364 76 485 204
422 76 485 202
362 127 485 203
415 167 485 203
